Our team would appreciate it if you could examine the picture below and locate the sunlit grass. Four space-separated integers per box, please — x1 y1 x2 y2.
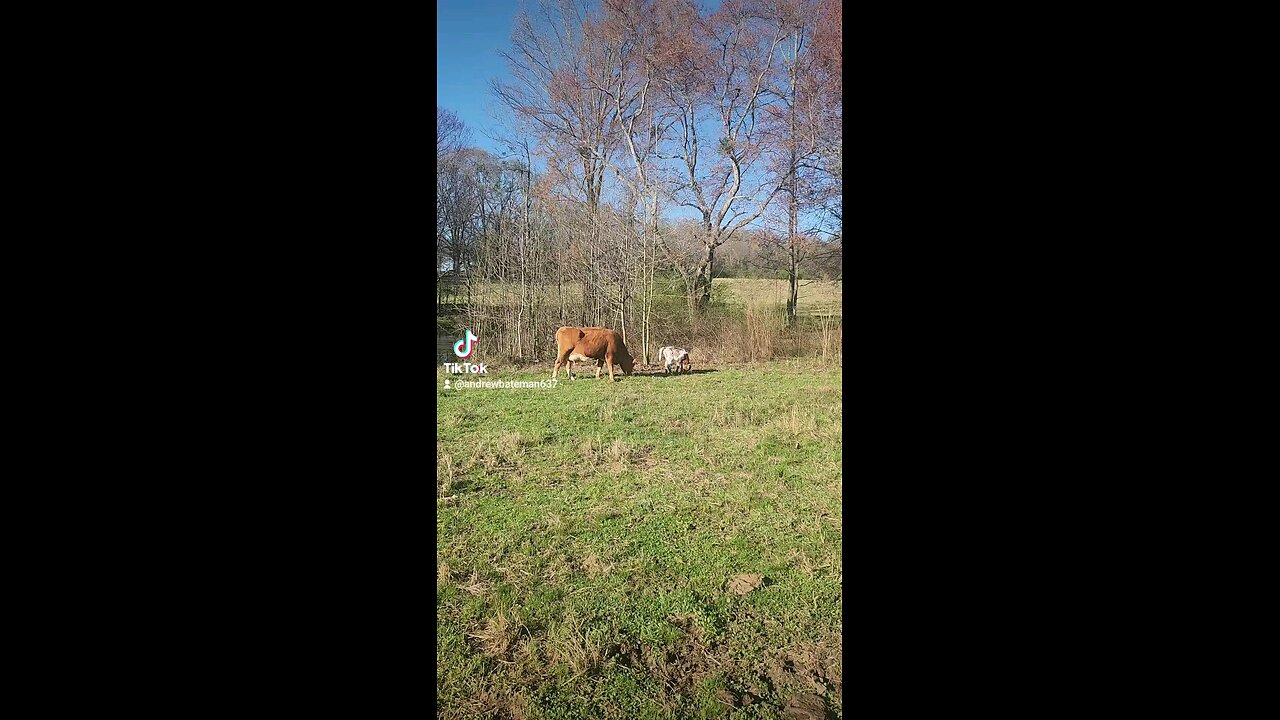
437 362 842 719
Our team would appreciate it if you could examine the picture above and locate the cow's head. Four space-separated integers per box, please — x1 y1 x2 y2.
621 354 635 375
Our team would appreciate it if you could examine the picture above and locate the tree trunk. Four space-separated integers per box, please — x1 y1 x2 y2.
642 192 657 364
788 243 799 324
518 156 532 360
689 237 716 311
786 29 800 329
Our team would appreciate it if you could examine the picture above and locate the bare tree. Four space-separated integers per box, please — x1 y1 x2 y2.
755 0 840 325
810 0 841 241
435 0 842 365
587 0 693 360
437 106 470 158
652 0 793 312
437 106 471 299
492 0 622 327
438 148 489 282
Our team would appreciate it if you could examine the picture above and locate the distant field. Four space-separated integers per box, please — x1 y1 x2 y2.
437 362 842 719
439 278 841 317
713 279 841 316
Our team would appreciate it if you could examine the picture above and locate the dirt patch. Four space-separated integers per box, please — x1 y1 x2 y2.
716 688 742 708
611 614 713 702
601 611 840 716
715 683 775 711
766 662 792 694
726 573 765 595
666 613 703 638
757 640 842 714
782 692 829 719
785 645 839 694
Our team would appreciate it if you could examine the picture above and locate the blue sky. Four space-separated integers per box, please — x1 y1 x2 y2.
438 0 721 157
437 0 816 230
437 0 522 156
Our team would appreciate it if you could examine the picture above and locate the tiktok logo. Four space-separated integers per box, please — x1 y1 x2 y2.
454 329 478 359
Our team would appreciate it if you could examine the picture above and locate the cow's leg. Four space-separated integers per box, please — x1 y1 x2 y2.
553 349 569 380
595 359 603 379
606 353 616 382
567 360 575 380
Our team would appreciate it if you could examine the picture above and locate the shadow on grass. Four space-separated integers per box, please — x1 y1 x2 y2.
639 368 718 377
554 368 718 380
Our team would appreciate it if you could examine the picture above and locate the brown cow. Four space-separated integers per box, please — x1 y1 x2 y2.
553 326 635 382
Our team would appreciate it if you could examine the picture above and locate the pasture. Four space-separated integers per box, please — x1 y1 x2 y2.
437 361 842 719
440 278 842 318
713 279 842 317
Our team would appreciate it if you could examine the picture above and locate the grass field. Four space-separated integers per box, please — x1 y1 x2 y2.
437 361 842 719
440 278 841 318
713 279 841 317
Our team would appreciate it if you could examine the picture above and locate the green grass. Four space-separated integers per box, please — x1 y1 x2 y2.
437 362 842 719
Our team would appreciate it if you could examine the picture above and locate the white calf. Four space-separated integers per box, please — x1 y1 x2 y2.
658 346 691 374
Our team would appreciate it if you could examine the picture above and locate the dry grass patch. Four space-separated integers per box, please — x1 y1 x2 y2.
716 278 842 315
471 437 521 473
598 403 616 423
606 438 632 468
458 571 489 597
579 434 605 459
581 553 614 577
437 450 456 496
499 431 524 452
775 404 818 443
540 550 575 584
468 608 525 661
547 613 607 676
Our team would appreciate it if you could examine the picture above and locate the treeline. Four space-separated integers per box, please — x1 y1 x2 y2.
437 0 841 364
